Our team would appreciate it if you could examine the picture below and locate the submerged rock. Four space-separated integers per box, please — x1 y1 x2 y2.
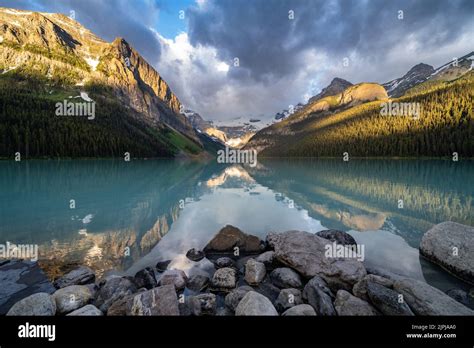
316 229 357 246
6 292 56 316
52 285 93 314
334 290 380 316
53 266 95 289
420 222 474 284
67 304 103 316
282 304 316 316
302 275 336 316
0 260 55 315
267 231 366 291
128 285 179 316
244 259 266 285
270 268 303 289
235 291 278 316
393 277 474 315
204 225 264 255
186 248 205 262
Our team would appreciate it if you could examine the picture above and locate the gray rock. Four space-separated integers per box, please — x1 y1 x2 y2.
235 291 278 316
6 292 56 316
189 293 217 316
186 248 205 262
274 288 302 312
186 274 209 292
316 229 357 246
204 225 264 255
159 270 187 290
334 290 380 316
106 291 143 316
134 267 157 290
95 277 137 313
54 266 95 289
211 267 237 291
244 259 266 285
353 274 394 302
128 285 179 316
254 282 281 303
366 282 414 316
0 260 55 315
225 286 254 310
52 285 93 314
214 257 236 269
420 222 474 284
270 268 302 289
216 306 234 316
393 277 474 315
446 289 472 307
302 275 336 316
267 231 366 291
282 304 317 316
256 251 277 270
66 304 103 316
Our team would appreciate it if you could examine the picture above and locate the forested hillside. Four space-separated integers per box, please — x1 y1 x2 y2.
247 73 473 157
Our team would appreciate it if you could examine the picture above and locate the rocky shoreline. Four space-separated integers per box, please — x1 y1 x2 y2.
2 223 474 316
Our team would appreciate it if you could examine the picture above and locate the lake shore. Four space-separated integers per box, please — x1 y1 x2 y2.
2 223 474 316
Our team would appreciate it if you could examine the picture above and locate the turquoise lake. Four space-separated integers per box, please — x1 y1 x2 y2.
0 158 472 293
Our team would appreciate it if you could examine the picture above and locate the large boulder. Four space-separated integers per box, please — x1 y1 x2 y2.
204 225 264 255
95 277 137 313
302 275 336 316
420 222 474 284
0 260 55 315
282 304 317 316
267 231 366 291
66 304 103 316
316 229 357 246
235 291 278 316
6 292 56 316
270 268 303 289
52 285 93 314
393 277 474 315
128 285 179 316
211 267 237 291
334 290 380 316
244 259 266 285
53 266 95 289
366 282 414 316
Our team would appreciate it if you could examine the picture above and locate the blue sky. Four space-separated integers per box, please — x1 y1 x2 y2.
0 0 472 123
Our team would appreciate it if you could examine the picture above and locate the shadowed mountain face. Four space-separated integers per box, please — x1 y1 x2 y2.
383 63 435 98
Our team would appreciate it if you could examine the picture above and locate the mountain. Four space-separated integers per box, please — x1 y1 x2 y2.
245 69 473 157
428 51 473 81
308 77 353 104
383 63 435 97
274 103 304 121
0 7 201 158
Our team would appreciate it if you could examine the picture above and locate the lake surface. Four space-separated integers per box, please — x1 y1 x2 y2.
0 159 472 293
